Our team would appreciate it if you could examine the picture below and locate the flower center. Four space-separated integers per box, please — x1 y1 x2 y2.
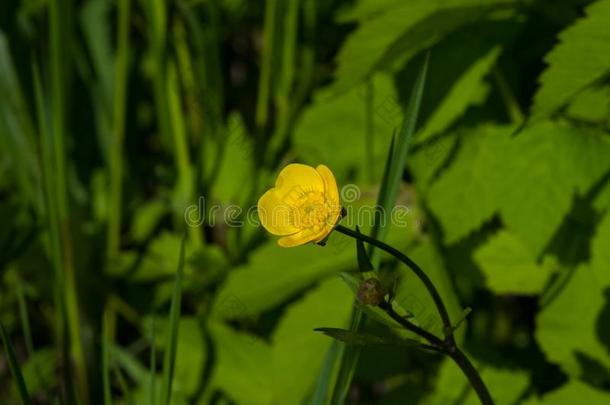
284 186 336 232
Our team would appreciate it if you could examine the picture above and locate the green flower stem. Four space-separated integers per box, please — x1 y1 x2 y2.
447 346 493 405
378 300 444 347
334 224 453 340
334 224 493 405
379 299 492 405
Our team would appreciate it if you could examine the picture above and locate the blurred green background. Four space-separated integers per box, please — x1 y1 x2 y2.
1 0 610 403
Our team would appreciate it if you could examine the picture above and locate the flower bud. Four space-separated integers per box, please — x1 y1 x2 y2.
357 278 384 305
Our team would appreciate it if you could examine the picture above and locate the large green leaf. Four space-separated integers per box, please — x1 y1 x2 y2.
525 381 610 404
425 358 529 404
207 321 272 405
395 20 520 145
292 74 399 182
535 264 610 378
591 210 610 286
144 317 206 397
428 123 610 253
428 125 513 243
408 133 458 193
415 45 501 143
566 84 610 125
498 123 610 254
530 0 610 123
271 277 352 404
473 230 556 295
210 234 354 319
330 0 518 94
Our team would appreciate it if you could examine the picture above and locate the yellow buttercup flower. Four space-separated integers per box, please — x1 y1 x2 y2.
258 163 341 247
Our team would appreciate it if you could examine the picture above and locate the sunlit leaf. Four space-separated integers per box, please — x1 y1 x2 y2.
271 277 352 404
530 0 610 123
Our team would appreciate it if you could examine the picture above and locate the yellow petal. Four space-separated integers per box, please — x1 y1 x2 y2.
278 226 328 247
274 163 324 200
316 164 340 206
316 164 341 226
257 189 300 236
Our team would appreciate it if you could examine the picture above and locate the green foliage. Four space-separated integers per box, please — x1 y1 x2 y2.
160 235 187 405
527 381 610 404
271 277 352 404
1 0 610 403
428 125 513 243
331 0 519 93
315 327 423 348
293 74 398 182
429 122 610 253
210 236 354 318
1 322 31 405
426 359 529 404
207 322 272 405
531 0 610 123
474 230 556 294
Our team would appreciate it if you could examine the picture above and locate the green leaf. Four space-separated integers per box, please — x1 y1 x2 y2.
531 212 610 378
416 44 501 143
473 230 556 295
497 123 610 254
209 113 255 205
271 277 352 404
394 20 519 145
529 381 610 404
566 84 610 124
536 264 610 378
428 125 513 243
160 234 186 405
530 0 610 123
330 0 519 94
18 348 57 397
143 317 206 397
208 321 272 405
314 327 422 348
108 232 227 283
129 199 167 243
0 322 32 405
591 210 610 286
109 344 149 384
428 123 610 253
210 236 354 319
426 358 529 405
408 133 457 193
292 74 399 182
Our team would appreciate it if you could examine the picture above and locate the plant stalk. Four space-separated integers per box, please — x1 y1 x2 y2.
334 224 454 342
335 224 493 405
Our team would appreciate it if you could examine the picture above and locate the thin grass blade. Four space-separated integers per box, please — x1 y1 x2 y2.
310 339 341 405
369 51 429 267
0 322 32 405
160 234 187 405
